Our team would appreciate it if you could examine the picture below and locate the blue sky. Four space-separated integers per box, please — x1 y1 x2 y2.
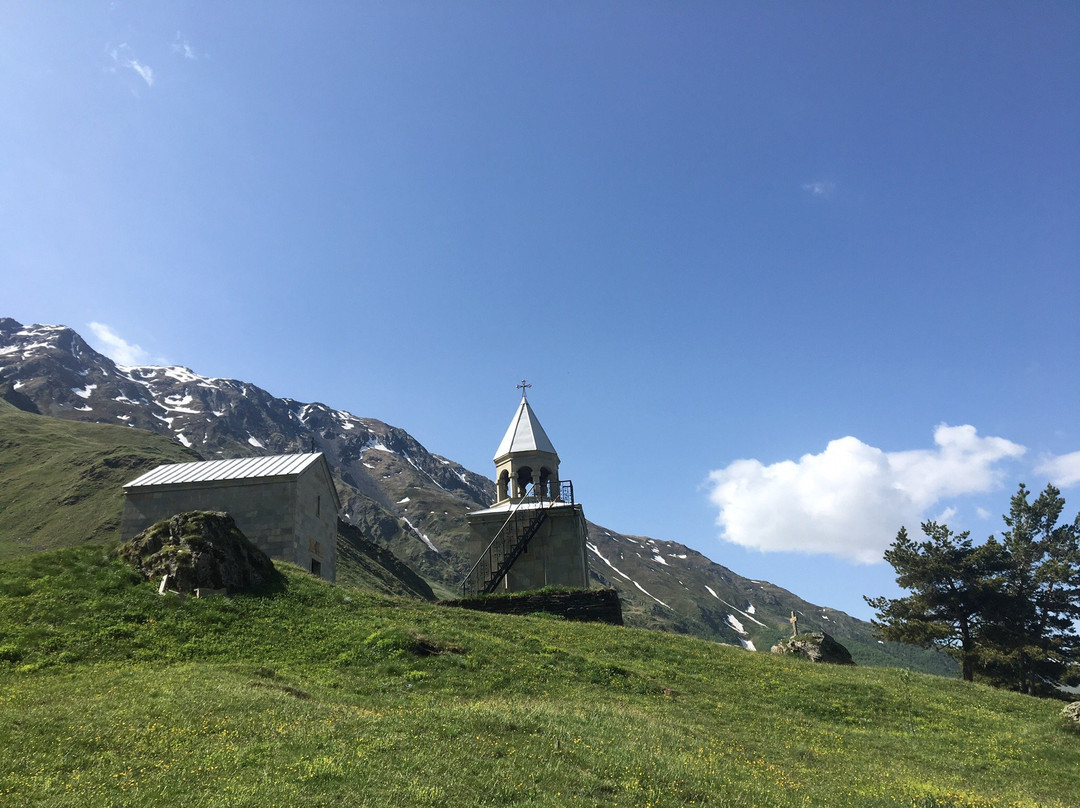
3 2 1078 620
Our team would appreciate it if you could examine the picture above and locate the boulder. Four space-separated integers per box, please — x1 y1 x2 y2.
771 632 855 665
121 511 281 594
1063 702 1080 727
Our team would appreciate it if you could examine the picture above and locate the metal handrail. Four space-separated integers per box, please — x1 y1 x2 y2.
460 479 574 596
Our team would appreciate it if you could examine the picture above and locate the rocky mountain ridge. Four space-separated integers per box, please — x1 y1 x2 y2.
0 318 951 673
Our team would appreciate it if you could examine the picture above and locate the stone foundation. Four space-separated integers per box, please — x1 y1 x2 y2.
441 588 623 625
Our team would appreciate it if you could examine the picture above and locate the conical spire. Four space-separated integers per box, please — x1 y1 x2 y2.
494 396 558 461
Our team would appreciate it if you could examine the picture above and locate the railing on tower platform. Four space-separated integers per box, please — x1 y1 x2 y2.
461 480 574 597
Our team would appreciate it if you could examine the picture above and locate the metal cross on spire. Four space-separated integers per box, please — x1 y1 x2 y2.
516 379 532 399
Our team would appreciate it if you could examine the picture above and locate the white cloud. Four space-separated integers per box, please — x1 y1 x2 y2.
976 507 992 520
129 60 154 86
88 322 151 366
107 44 154 87
705 425 1026 564
1035 451 1080 488
801 181 835 198
935 507 958 523
172 33 198 60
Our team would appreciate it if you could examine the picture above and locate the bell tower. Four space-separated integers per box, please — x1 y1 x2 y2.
463 383 590 595
493 380 561 504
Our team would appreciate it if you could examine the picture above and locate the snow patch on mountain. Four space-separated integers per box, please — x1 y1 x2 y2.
705 585 720 599
401 516 439 553
161 367 205 384
247 435 264 448
401 451 446 490
586 542 631 581
632 580 670 609
719 598 768 627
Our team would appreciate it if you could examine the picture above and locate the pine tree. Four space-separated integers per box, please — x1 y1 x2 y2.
865 522 1005 682
983 484 1080 694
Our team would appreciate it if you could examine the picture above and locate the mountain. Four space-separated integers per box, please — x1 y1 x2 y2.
0 398 199 558
0 318 951 673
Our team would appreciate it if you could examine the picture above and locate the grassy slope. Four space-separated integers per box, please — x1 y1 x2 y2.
336 520 436 601
1 547 1077 808
0 403 200 558
0 406 438 600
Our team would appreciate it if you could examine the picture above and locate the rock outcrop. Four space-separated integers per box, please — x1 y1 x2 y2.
1063 701 1080 727
121 511 282 594
771 632 855 665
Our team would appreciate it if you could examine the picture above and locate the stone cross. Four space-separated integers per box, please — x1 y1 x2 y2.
790 610 799 637
516 379 531 399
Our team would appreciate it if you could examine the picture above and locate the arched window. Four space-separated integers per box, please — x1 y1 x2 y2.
497 470 510 501
539 467 553 498
516 466 533 495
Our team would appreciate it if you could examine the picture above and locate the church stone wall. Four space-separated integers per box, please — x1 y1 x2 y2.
121 466 337 581
292 461 338 582
467 503 589 592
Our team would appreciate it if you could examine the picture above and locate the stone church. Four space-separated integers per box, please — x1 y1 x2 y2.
463 388 590 594
121 453 339 581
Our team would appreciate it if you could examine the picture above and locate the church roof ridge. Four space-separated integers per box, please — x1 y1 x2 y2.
493 396 558 460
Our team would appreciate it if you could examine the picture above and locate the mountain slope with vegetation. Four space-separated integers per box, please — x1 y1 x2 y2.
0 403 433 600
0 318 947 672
0 400 199 558
0 546 1077 807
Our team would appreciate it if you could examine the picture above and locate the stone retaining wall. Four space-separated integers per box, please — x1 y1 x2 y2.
441 588 623 625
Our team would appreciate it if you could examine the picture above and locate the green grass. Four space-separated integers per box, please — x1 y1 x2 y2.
0 406 199 559
1 547 1077 807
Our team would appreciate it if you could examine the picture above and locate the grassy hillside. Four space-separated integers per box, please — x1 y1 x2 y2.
336 519 436 601
0 406 441 600
0 403 200 558
1 546 1077 807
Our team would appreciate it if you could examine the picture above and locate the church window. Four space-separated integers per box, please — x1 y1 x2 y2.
539 467 553 498
517 466 533 493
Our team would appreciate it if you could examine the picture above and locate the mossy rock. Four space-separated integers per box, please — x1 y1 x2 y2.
120 511 282 594
1063 701 1080 727
770 632 855 665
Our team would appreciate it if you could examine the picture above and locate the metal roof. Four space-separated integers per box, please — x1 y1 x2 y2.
494 397 558 460
124 453 326 488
